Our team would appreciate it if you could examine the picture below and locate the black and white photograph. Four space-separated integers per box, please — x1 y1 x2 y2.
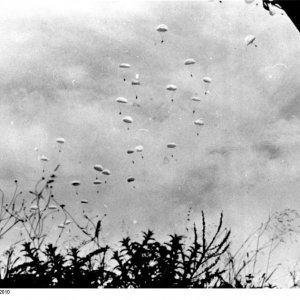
1 0 300 292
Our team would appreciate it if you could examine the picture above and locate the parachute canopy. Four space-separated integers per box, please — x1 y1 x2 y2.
184 58 196 65
135 145 144 152
138 128 150 133
167 143 177 149
203 77 212 83
56 137 65 144
93 180 102 185
119 63 131 68
102 169 111 176
194 118 205 126
166 84 177 91
156 24 168 32
48 205 57 210
116 97 128 104
65 220 72 225
94 164 104 172
71 180 80 187
81 199 89 204
191 96 201 102
58 224 65 229
131 79 141 86
127 149 135 154
40 155 49 162
245 34 256 46
127 177 135 183
123 116 133 124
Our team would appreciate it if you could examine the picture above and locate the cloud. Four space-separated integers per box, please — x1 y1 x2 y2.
1 0 300 250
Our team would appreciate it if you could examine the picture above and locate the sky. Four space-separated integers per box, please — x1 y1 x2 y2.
1 0 300 281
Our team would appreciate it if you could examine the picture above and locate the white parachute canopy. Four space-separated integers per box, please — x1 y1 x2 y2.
93 179 102 185
40 155 49 162
245 34 256 46
102 169 111 176
94 164 104 172
56 137 65 144
166 84 177 91
123 116 133 124
116 97 128 104
191 96 201 102
184 58 196 65
119 63 131 69
203 77 212 84
167 142 177 149
194 118 204 126
135 145 144 152
156 24 168 32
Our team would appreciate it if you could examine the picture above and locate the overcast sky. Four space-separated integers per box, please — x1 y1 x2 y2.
1 1 300 270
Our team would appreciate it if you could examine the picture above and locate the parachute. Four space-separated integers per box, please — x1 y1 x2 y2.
166 84 177 102
116 97 128 115
58 224 65 229
131 75 141 100
56 138 65 153
191 96 201 114
203 77 212 95
123 116 133 130
65 220 72 225
119 63 131 81
184 58 196 77
81 199 89 204
93 179 102 193
40 155 49 173
135 145 144 159
194 118 204 136
156 24 168 43
127 149 135 154
245 35 257 47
